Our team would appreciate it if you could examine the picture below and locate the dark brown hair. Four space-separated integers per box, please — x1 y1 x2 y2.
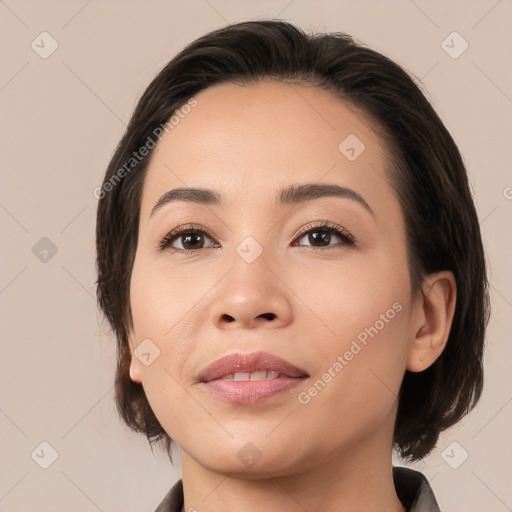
96 20 489 461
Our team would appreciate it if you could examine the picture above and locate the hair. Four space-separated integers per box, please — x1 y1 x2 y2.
96 20 489 461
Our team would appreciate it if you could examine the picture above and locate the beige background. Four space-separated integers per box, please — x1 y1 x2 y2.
1 1 511 511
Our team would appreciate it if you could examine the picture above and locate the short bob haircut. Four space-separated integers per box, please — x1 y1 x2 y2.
96 20 489 461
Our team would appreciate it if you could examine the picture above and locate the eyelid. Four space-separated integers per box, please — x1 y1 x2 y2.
292 220 356 245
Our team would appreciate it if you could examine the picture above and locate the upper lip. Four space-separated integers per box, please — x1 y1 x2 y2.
197 351 309 382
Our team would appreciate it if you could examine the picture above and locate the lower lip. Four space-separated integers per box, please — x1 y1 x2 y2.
201 377 307 404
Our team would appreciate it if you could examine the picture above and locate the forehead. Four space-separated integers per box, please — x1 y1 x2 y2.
141 80 394 217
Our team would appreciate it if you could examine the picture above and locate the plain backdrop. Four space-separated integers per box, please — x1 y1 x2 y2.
0 1 511 511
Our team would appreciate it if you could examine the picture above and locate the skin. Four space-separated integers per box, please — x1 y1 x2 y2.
128 81 456 512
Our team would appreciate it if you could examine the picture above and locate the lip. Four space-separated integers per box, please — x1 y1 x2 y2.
197 351 309 404
197 351 309 382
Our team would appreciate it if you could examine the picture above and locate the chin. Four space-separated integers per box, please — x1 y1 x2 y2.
185 438 302 478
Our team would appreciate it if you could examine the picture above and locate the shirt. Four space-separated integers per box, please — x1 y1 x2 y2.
153 466 440 512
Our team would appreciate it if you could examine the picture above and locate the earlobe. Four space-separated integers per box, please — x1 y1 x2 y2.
128 334 142 384
407 271 457 373
129 358 142 383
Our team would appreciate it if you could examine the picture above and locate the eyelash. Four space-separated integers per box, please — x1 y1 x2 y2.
157 221 356 254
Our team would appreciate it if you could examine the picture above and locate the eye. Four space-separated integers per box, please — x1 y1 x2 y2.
293 221 355 249
157 224 219 253
158 221 355 254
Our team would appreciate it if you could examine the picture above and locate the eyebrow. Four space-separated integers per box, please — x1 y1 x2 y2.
150 183 374 217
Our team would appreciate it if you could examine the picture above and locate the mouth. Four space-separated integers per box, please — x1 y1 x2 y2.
197 351 309 404
197 351 309 382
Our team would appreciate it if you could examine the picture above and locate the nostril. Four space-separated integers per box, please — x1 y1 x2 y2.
219 312 276 323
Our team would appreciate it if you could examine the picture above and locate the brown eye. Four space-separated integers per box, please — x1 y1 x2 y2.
295 223 355 249
174 232 208 250
158 225 219 252
302 229 333 247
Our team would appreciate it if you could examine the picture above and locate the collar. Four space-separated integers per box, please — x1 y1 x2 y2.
154 466 440 512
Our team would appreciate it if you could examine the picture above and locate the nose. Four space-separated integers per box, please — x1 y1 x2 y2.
209 252 293 330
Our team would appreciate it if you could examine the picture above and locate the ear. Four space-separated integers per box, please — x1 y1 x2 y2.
407 271 457 372
127 329 143 384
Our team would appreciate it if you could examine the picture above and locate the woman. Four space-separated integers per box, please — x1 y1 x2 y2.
95 20 489 512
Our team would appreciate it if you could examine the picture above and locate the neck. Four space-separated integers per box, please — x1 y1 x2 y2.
179 428 405 512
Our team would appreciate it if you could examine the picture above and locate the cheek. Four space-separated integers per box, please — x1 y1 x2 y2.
291 254 411 420
129 258 214 442
128 257 206 404
292 249 410 347
130 257 209 343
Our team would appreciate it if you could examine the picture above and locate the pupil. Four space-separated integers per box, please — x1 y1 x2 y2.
310 231 330 246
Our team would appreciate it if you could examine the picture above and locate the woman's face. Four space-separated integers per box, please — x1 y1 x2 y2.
129 81 420 475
